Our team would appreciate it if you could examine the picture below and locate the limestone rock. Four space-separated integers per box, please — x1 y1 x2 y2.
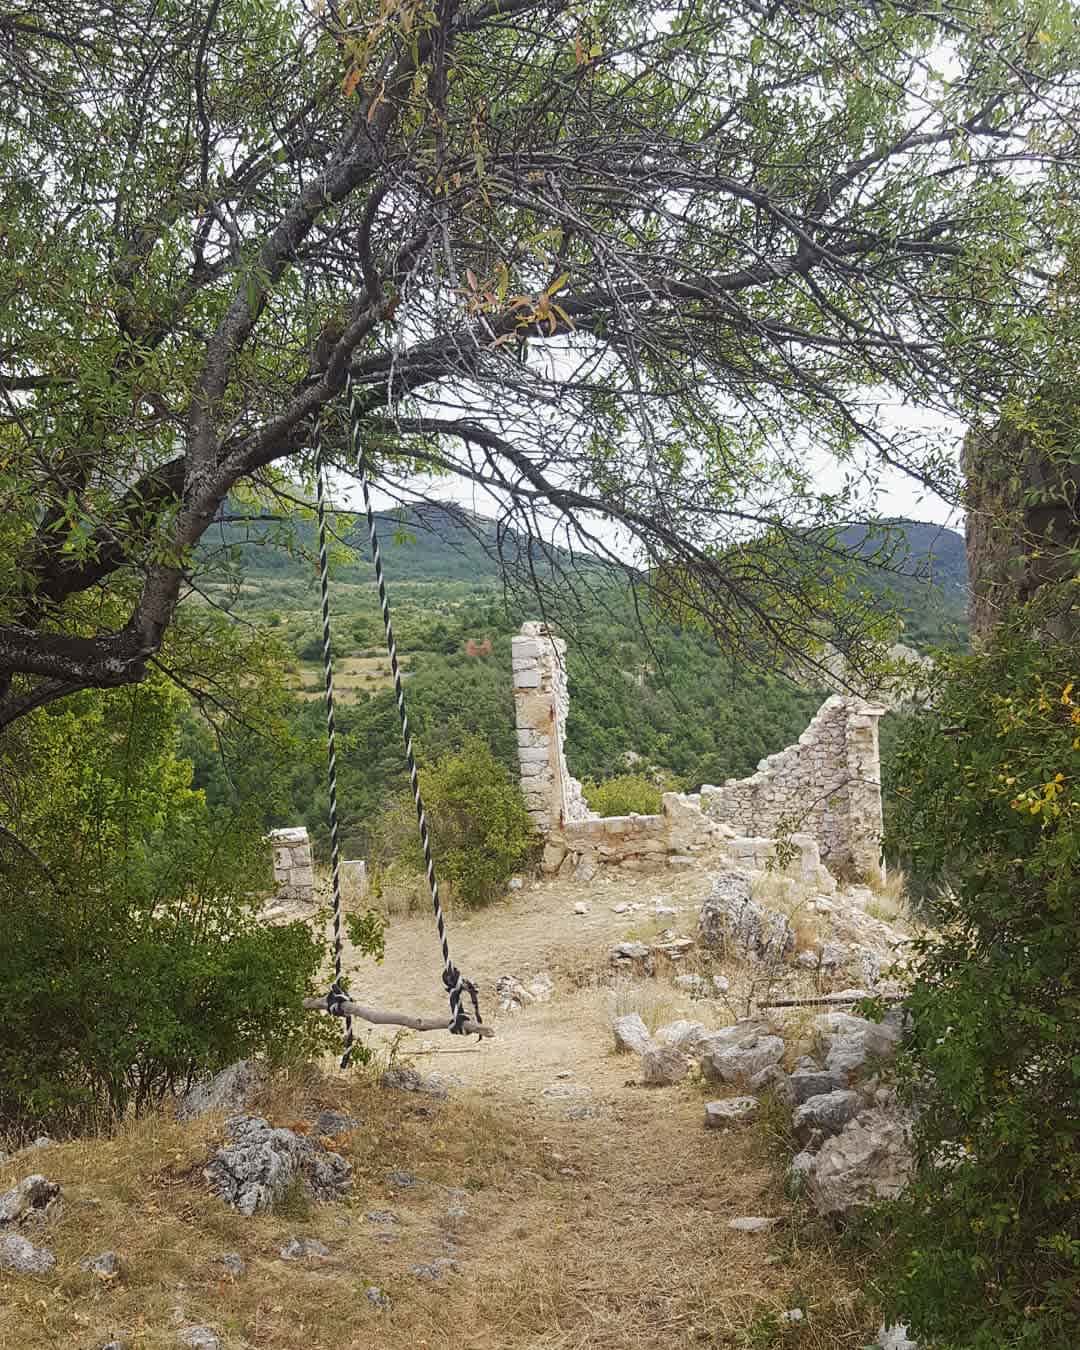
204 1115 351 1216
215 1252 245 1278
813 1011 902 1082
0 1174 61 1225
727 1216 778 1232
280 1237 330 1260
704 1097 759 1127
178 1328 221 1349
313 1110 360 1137
612 1013 652 1056
697 871 794 964
386 1169 417 1188
80 1250 122 1280
610 941 655 976
789 1069 847 1104
876 1324 918 1349
673 973 707 996
366 1286 391 1309
747 1064 794 1105
0 1232 56 1274
411 1256 457 1281
177 1060 264 1122
805 1108 913 1215
698 1023 785 1086
654 1019 707 1053
381 1066 451 1099
793 1090 862 1143
641 1043 689 1086
651 936 695 960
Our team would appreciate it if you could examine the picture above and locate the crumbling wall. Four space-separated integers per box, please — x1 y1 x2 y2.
510 625 885 884
268 827 315 902
699 696 885 883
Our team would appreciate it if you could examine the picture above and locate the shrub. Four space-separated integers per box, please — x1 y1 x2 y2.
880 587 1080 1348
582 772 664 816
0 679 337 1136
371 735 533 907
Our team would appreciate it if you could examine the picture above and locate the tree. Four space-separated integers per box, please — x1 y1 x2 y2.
0 675 336 1132
1 0 1078 728
881 585 1079 1347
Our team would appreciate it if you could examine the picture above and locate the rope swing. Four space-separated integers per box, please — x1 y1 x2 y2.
304 380 489 1061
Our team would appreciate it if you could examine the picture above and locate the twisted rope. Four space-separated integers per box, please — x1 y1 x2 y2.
314 415 355 1069
347 377 481 1035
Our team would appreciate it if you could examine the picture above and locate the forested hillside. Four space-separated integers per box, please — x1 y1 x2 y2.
185 511 968 857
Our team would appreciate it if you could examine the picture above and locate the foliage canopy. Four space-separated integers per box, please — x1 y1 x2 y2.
0 676 335 1134
2 0 1078 724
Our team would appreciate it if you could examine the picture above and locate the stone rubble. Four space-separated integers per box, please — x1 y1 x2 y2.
697 870 794 964
203 1115 351 1216
0 1174 61 1225
0 1232 56 1274
279 1237 330 1260
80 1250 122 1280
704 1098 759 1127
176 1060 265 1122
381 1066 453 1099
612 1013 652 1056
178 1327 221 1349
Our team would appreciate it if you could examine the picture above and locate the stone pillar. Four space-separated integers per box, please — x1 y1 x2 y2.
512 623 591 854
844 703 886 885
341 859 367 898
268 827 315 903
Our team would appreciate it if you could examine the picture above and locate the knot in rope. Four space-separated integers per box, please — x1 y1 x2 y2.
324 980 355 1068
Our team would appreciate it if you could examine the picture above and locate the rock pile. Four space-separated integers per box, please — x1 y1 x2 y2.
612 1001 912 1216
203 1115 352 1216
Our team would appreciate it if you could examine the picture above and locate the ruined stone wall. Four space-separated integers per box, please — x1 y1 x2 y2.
699 695 885 882
510 625 885 884
512 622 591 840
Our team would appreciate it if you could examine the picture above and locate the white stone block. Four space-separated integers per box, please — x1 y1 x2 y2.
514 669 542 689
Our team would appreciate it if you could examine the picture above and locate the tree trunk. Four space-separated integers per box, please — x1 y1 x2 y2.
962 408 1080 640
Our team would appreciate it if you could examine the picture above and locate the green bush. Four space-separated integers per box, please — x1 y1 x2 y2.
582 772 665 816
372 735 533 907
0 679 337 1136
880 588 1080 1348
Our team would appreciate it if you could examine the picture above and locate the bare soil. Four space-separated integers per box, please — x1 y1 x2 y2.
0 868 884 1350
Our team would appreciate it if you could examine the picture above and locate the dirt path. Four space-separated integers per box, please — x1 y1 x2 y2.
0 870 878 1350
314 870 878 1349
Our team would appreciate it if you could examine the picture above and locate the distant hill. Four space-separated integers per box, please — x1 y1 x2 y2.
836 518 967 598
201 500 566 585
205 504 968 650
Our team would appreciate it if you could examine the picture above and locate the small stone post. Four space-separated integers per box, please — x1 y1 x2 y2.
268 827 315 903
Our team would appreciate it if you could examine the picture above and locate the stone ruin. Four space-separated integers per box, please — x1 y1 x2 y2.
267 827 315 903
512 622 886 885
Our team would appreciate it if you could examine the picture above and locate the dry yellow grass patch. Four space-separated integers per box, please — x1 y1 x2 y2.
0 1063 882 1350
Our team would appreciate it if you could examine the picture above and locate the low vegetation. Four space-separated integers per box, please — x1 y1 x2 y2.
0 679 336 1138
880 585 1080 1348
369 736 535 910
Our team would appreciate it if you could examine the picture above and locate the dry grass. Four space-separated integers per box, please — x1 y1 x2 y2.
289 655 415 703
0 868 896 1348
862 870 911 925
0 1063 882 1350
